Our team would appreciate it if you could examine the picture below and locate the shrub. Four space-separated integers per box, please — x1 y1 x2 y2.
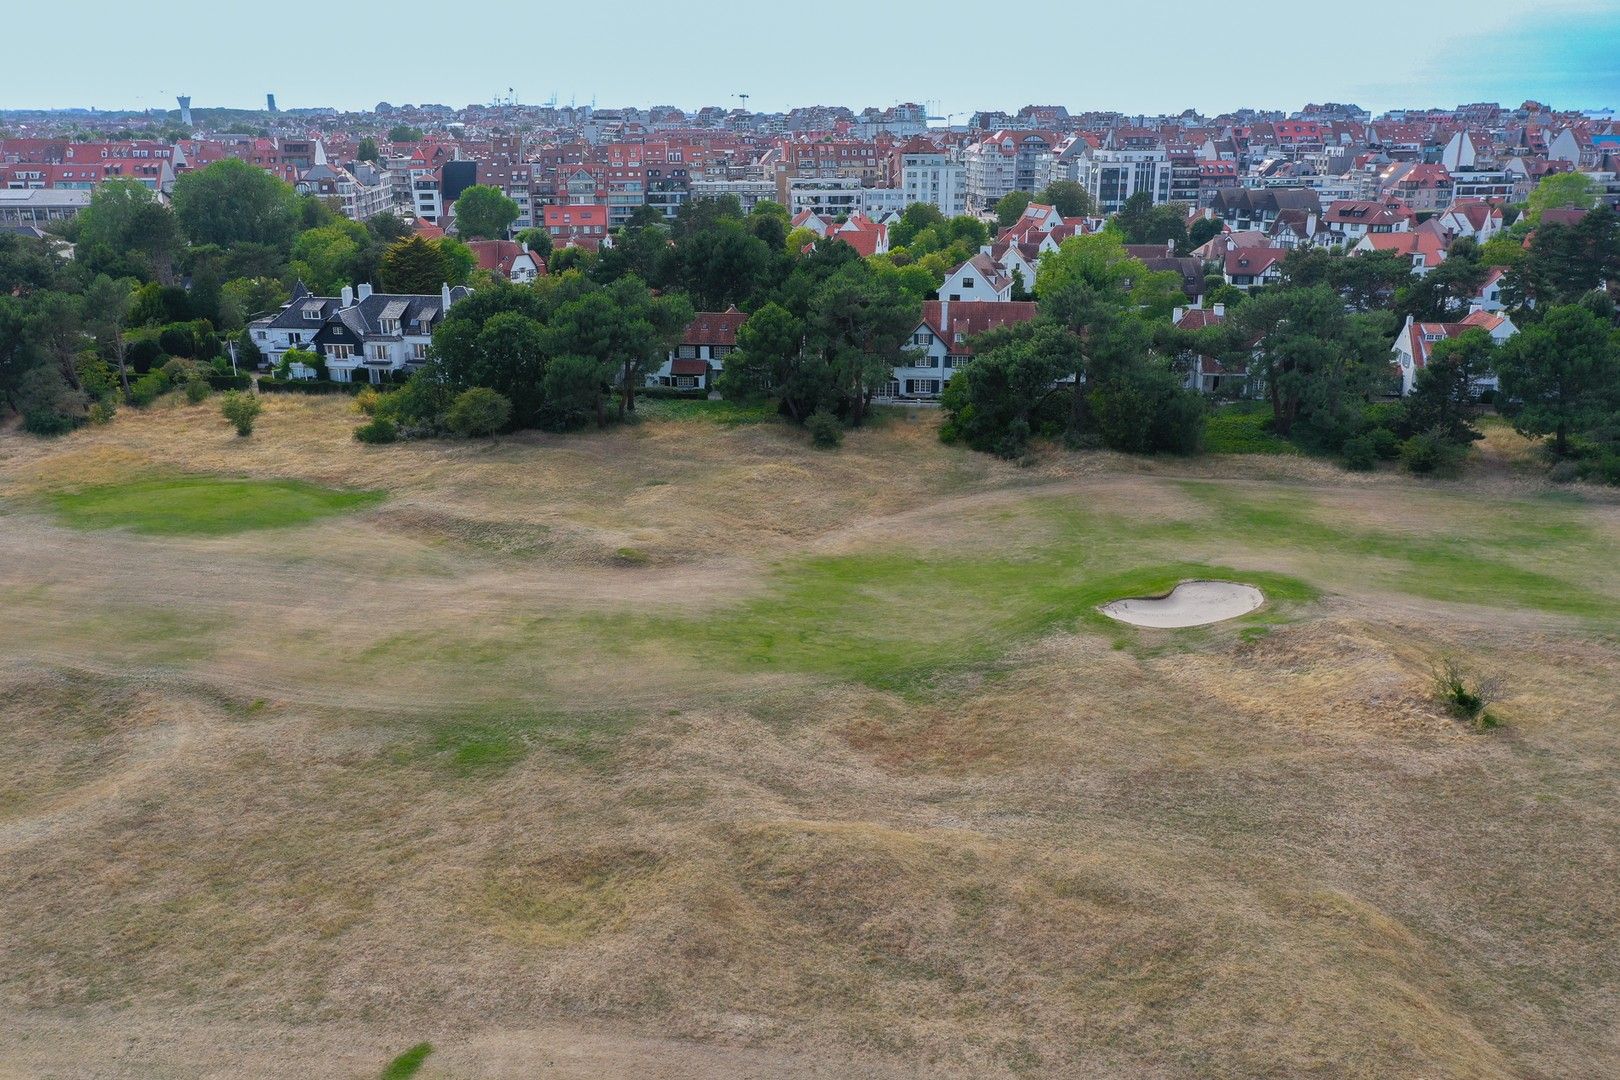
806 408 843 448
1548 459 1580 484
1367 426 1401 460
22 409 75 436
354 416 399 444
124 334 165 374
1341 434 1377 471
184 377 211 404
1432 657 1503 730
354 386 382 416
1400 429 1465 475
220 390 263 436
206 373 251 391
258 377 365 395
128 371 170 407
446 387 513 440
87 398 118 425
160 356 199 383
1584 453 1620 486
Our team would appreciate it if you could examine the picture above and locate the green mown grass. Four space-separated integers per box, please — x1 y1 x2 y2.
48 476 385 536
1175 482 1612 618
636 398 772 425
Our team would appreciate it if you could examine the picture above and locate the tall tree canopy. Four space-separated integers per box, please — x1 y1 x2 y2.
170 158 300 251
452 185 520 240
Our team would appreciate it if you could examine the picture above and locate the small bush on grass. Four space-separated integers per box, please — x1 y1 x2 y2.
127 371 170 408
354 416 398 444
1548 459 1580 484
1401 429 1466 475
23 409 75 436
87 399 118 425
184 377 210 404
806 408 843 448
220 390 263 437
1432 657 1503 730
1367 426 1401 460
447 387 513 441
1341 434 1377 471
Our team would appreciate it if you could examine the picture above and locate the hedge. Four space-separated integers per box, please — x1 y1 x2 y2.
207 373 252 391
259 377 367 396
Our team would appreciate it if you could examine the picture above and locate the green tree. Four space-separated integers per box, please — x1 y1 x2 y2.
541 354 609 429
670 216 774 309
1226 285 1389 445
72 179 184 284
378 235 450 295
170 159 300 250
437 236 476 286
1188 215 1225 251
1525 172 1598 223
429 291 551 427
446 386 513 441
357 137 380 163
1033 180 1095 218
889 203 948 249
939 320 1077 456
995 190 1032 228
218 277 288 332
515 227 554 262
289 220 374 296
1402 328 1494 444
1494 303 1620 457
1504 205 1620 311
546 276 691 418
220 389 262 436
388 125 425 143
715 301 804 406
452 184 521 240
1114 192 1190 248
801 262 919 425
80 275 135 396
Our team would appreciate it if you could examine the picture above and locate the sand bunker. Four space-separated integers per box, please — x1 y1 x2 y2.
1099 580 1265 628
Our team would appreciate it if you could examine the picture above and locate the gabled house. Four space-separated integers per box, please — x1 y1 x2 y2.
647 306 748 390
939 253 1012 302
1172 301 1248 396
1391 309 1516 396
467 239 546 283
1436 200 1504 244
311 283 472 384
1223 244 1287 290
1352 220 1448 276
885 299 1039 400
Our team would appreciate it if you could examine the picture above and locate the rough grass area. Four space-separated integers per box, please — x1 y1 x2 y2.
47 475 384 535
1202 401 1299 455
2 397 1619 1078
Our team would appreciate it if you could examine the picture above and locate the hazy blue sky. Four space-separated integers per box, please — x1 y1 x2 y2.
10 0 1619 116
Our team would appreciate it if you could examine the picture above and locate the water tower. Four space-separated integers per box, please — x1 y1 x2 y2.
176 95 192 126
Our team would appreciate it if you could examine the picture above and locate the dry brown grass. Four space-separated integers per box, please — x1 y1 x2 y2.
2 399 1618 1078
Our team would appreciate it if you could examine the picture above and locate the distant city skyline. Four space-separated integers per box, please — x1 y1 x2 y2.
5 0 1619 117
